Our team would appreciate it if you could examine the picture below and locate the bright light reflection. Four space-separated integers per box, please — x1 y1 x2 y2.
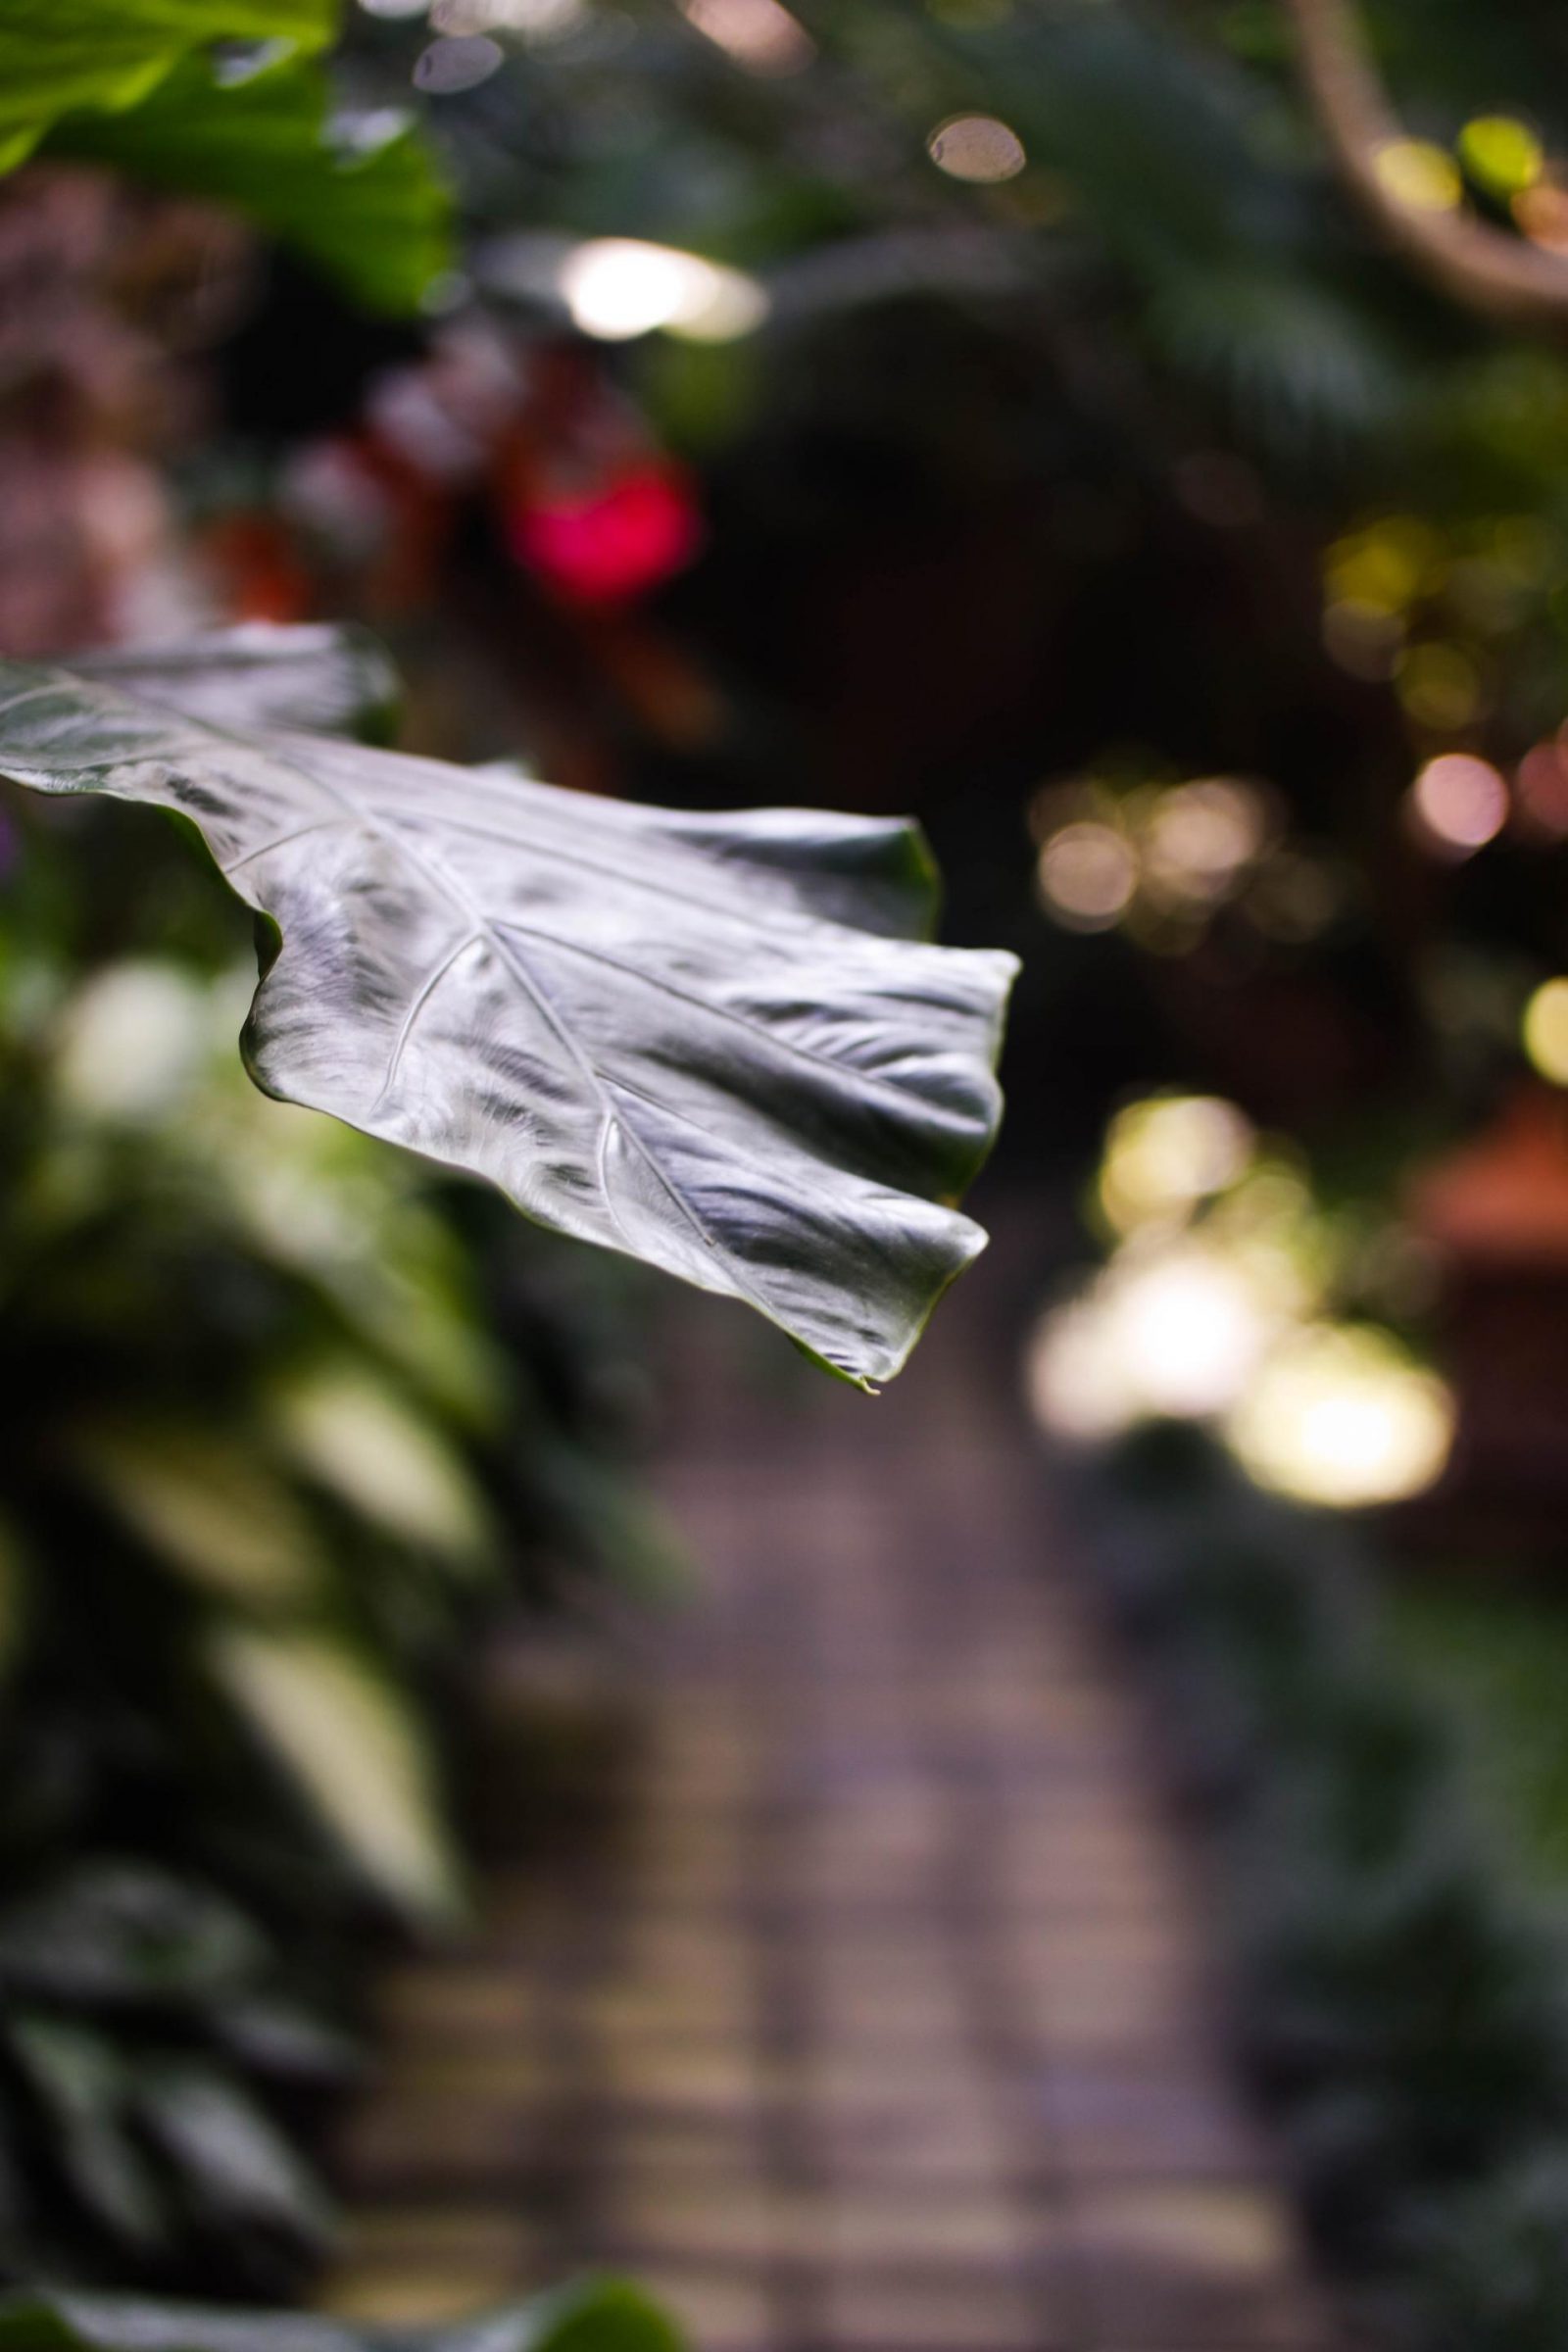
1227 1325 1454 1507
1037 821 1136 930
927 114 1027 183
678 0 815 74
1033 1089 1449 1509
1109 1248 1276 1418
432 0 581 29
1143 777 1266 903
1522 977 1568 1085
414 32 503 89
559 240 769 342
1101 1095 1256 1235
1408 753 1507 857
1029 1242 1279 1440
1026 1295 1143 1443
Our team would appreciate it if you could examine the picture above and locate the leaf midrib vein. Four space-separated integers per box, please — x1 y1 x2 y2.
35 708 894 1366
213 741 785 1329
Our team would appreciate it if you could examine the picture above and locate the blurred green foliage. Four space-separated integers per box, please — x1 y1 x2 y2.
0 776 672 2289
48 48 451 316
0 0 336 169
0 0 450 311
1393 1579 1568 1887
1081 1424 1568 2347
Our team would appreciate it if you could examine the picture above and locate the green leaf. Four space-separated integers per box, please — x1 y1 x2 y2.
4 2019 166 2252
0 1864 266 2010
0 0 335 172
213 1996 359 2085
68 1419 325 1607
0 2278 686 2352
44 49 452 316
268 1360 495 1570
0 652 1015 1388
505 2284 688 2352
207 1626 462 1922
135 2061 330 2249
68 627 402 745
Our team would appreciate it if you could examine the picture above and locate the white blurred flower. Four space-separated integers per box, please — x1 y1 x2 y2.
54 961 211 1125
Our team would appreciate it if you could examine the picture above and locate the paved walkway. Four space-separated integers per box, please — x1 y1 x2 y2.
318 1238 1342 2352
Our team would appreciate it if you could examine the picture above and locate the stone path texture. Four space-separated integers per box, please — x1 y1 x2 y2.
318 1233 1344 2352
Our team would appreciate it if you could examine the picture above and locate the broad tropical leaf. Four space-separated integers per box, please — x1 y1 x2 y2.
0 2278 686 2352
0 647 1015 1388
0 0 334 172
44 50 451 317
4 2020 166 2252
69 625 400 743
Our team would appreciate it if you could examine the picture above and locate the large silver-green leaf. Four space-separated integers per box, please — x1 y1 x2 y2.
69 625 400 742
0 650 1015 1387
0 2279 685 2352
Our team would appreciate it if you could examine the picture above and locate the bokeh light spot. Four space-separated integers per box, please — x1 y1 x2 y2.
1522 978 1568 1085
1101 1095 1256 1236
432 0 582 30
1029 1243 1278 1438
413 32 504 89
1373 139 1462 214
1516 739 1568 838
1227 1325 1454 1507
1036 821 1136 930
927 114 1027 183
559 240 768 342
1459 115 1544 198
1407 753 1507 858
1142 777 1267 905
677 0 814 74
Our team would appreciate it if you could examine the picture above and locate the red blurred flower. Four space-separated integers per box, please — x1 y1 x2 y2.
508 460 704 608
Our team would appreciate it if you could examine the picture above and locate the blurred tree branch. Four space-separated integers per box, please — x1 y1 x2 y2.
1283 0 1568 331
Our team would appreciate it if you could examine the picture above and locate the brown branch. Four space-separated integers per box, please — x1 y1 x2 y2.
1282 0 1568 331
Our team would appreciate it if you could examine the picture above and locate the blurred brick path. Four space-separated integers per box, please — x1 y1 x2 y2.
318 1241 1342 2352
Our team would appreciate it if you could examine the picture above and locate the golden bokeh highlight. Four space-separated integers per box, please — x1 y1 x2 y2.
1522 978 1568 1085
1373 138 1462 213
